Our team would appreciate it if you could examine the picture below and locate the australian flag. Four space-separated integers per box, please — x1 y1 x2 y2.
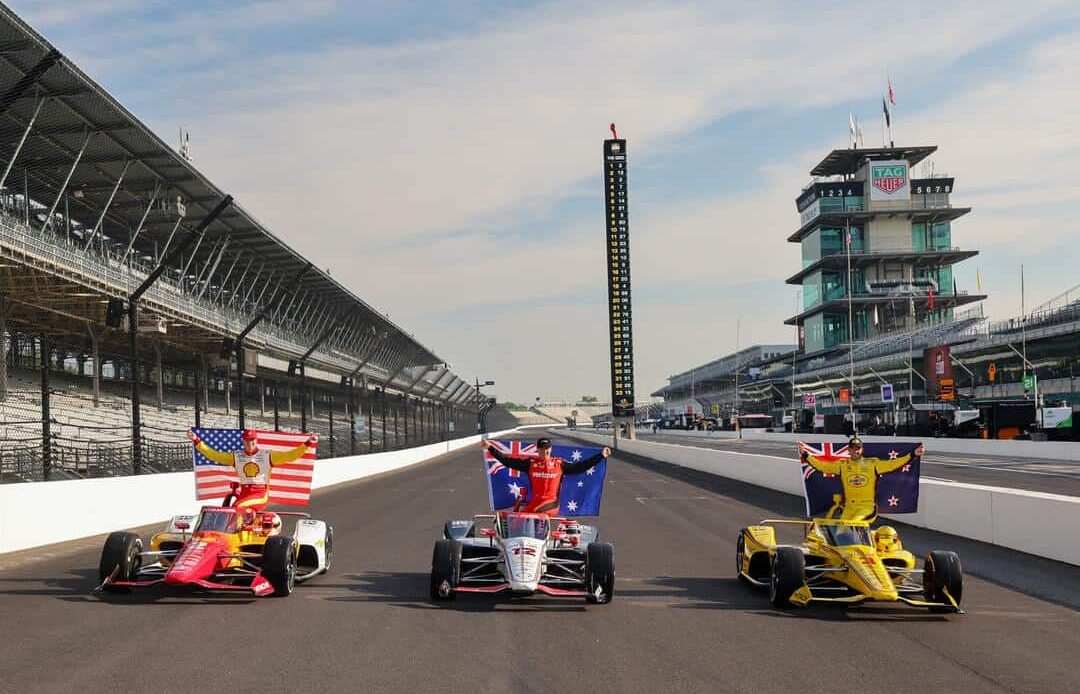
798 441 921 517
484 440 607 517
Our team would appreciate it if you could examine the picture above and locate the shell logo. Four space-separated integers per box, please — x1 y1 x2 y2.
848 474 869 488
242 462 261 478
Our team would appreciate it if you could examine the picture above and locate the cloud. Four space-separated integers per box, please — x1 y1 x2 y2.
12 0 1080 399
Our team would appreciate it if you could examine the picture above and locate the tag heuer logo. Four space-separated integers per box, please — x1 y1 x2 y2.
872 164 907 194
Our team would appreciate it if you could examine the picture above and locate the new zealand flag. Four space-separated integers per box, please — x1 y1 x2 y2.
484 440 607 517
798 441 922 517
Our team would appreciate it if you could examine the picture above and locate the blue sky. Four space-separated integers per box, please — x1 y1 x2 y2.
12 0 1080 401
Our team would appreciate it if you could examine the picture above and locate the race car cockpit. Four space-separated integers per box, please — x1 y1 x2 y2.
498 513 550 540
820 523 873 547
195 508 238 534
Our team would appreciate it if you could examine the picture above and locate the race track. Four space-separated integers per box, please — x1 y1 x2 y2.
1 434 1078 694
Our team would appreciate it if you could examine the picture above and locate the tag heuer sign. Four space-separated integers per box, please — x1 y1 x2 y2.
868 159 910 201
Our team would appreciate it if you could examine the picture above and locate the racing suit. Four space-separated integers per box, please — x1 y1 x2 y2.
802 449 916 521
486 446 605 515
194 439 310 512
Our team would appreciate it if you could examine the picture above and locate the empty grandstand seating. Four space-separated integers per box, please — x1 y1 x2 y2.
0 365 443 483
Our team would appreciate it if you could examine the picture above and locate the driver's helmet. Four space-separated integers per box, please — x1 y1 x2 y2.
874 526 901 554
260 512 283 535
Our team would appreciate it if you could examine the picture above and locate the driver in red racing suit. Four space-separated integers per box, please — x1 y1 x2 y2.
482 437 610 514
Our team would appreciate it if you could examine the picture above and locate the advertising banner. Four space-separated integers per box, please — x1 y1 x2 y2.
868 159 911 202
881 383 894 403
1042 407 1073 429
923 345 954 399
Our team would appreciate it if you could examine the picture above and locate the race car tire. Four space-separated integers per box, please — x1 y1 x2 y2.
923 550 963 612
585 541 615 604
430 539 462 601
769 547 805 608
262 535 297 597
736 532 749 583
98 531 142 593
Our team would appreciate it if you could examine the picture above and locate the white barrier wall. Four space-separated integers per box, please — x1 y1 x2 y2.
630 427 1080 461
572 431 1080 566
0 430 515 556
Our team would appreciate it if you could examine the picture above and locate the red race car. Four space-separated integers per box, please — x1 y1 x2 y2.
96 506 332 597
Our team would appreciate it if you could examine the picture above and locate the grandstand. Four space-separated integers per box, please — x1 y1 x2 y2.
0 5 483 482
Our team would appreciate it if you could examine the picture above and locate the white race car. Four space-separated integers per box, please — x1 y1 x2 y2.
429 511 614 604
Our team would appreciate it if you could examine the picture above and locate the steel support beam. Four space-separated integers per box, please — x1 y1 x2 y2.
0 94 46 190
40 130 94 234
151 206 182 260
118 187 160 266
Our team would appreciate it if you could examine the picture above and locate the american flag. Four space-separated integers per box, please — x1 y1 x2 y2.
192 428 316 507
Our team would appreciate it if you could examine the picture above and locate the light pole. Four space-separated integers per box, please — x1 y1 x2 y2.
475 378 495 434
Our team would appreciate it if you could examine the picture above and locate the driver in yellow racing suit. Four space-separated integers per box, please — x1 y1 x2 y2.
798 436 924 521
188 429 315 512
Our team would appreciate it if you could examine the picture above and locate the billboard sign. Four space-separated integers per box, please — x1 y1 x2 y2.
868 159 910 202
803 394 816 408
881 383 894 403
838 388 851 403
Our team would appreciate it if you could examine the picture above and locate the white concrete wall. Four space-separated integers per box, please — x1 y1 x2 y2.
632 427 1080 462
0 429 517 556
572 431 1080 566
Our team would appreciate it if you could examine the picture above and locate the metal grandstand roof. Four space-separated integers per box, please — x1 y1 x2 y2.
810 146 937 177
0 3 441 368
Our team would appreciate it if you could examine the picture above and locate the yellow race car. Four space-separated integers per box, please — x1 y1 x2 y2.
736 518 963 613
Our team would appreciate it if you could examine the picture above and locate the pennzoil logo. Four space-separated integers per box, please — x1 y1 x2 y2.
871 163 907 194
848 474 869 488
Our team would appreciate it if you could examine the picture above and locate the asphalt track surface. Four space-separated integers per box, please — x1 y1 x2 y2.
2 435 1079 694
639 431 1080 496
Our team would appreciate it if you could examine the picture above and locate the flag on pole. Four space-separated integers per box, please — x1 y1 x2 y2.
882 96 892 129
849 111 857 147
192 428 316 506
887 75 896 106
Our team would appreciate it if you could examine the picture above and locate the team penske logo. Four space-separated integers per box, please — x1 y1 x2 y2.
872 164 907 194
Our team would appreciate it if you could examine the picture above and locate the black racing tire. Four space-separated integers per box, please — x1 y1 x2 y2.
585 542 615 604
98 531 142 593
923 550 963 612
323 526 334 573
769 547 805 608
262 535 297 597
736 531 749 583
430 539 462 602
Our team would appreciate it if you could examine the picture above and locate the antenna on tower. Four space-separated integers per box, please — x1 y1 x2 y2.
179 126 191 162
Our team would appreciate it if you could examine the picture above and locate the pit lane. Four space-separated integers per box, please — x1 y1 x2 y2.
1 434 1077 694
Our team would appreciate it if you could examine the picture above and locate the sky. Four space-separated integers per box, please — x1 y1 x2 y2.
11 0 1080 402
